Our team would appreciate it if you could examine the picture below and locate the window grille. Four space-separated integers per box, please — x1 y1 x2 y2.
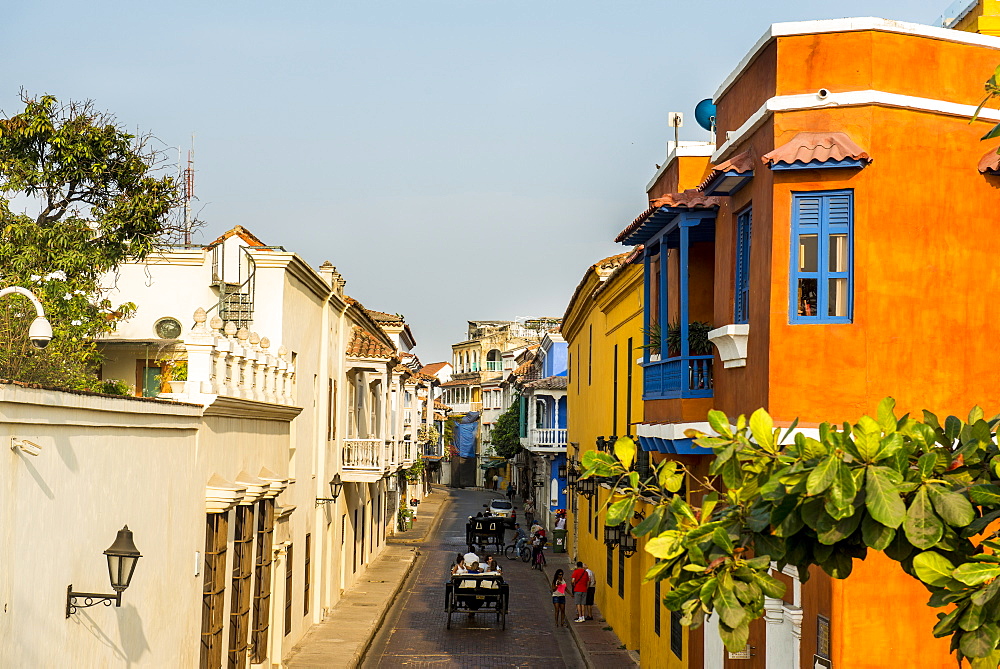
606 543 613 587
227 505 254 669
200 512 228 669
817 614 831 658
251 499 274 664
284 544 293 636
303 534 311 616
670 610 683 659
618 546 625 599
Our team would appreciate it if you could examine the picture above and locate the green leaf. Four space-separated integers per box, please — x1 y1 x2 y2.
877 397 897 433
961 602 987 632
861 515 896 551
807 455 838 496
981 122 1000 141
718 620 750 653
933 603 966 637
954 563 1000 587
633 506 664 537
960 623 1000 659
927 484 976 528
904 486 944 550
613 435 636 470
646 530 685 560
712 527 734 554
606 497 635 527
749 408 775 453
853 415 882 462
970 484 1000 506
713 575 747 629
912 551 957 587
916 452 937 480
707 409 733 438
825 461 859 520
865 466 906 529
971 649 1000 669
817 508 863 545
753 572 786 599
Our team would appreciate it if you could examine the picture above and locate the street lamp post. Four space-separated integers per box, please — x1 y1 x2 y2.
0 286 53 348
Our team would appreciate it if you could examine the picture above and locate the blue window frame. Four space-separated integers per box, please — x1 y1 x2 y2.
790 190 853 324
734 207 752 324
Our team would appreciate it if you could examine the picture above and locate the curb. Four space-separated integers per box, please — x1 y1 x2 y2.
349 491 453 668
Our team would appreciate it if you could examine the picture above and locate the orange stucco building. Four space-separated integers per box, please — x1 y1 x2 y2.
600 13 1000 669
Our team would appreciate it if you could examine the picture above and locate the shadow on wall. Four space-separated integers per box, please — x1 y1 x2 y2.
72 603 149 666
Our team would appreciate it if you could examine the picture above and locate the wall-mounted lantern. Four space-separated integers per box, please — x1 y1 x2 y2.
595 436 607 452
567 465 578 488
315 473 343 506
66 526 141 618
576 476 596 499
557 462 567 479
620 525 638 558
603 524 621 547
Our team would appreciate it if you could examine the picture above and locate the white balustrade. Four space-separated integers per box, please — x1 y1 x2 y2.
530 428 568 447
343 439 384 470
165 309 297 406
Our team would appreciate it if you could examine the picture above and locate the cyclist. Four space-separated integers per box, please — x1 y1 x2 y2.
513 523 528 556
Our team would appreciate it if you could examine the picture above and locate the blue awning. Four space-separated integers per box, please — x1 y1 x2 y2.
637 435 712 455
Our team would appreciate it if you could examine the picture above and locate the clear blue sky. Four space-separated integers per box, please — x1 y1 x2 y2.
3 1 961 360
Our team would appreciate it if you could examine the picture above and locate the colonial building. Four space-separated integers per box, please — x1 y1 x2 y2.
570 10 1000 669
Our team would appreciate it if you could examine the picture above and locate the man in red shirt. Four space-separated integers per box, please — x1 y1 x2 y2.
570 561 589 622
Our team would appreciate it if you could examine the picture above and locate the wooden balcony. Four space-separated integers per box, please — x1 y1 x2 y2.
342 438 386 482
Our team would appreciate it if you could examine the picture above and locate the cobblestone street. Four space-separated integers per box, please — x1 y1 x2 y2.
363 489 585 668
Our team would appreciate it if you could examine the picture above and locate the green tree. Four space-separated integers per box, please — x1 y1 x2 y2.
582 399 1000 667
491 397 522 459
0 93 177 389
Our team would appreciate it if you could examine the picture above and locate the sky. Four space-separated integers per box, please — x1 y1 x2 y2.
3 0 960 361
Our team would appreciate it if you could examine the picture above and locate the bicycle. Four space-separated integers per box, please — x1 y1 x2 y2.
504 542 531 562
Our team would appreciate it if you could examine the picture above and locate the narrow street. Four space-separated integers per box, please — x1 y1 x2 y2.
363 489 585 668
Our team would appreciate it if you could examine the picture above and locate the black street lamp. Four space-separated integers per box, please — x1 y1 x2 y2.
315 473 344 506
620 525 638 558
603 524 621 547
66 526 142 618
576 476 596 499
558 462 567 479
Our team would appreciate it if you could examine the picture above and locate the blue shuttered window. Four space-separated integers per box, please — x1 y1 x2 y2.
734 207 752 324
790 190 853 324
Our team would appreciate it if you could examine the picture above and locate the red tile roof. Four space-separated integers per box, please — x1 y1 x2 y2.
440 378 476 387
614 190 724 244
347 326 395 359
434 399 450 410
761 132 871 168
697 150 756 192
523 375 569 390
979 147 1000 174
421 362 450 376
207 225 268 249
365 308 404 323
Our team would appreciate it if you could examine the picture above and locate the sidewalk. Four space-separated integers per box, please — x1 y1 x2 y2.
543 552 639 668
283 486 452 668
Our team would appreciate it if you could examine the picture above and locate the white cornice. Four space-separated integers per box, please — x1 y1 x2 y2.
203 396 303 422
712 89 1000 163
714 17 1000 104
247 250 332 302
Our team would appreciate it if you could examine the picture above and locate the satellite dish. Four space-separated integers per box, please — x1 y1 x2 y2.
694 99 717 131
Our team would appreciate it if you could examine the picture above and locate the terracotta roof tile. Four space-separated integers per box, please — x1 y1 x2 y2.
421 362 449 376
207 225 268 248
347 326 394 359
434 399 450 410
440 379 476 387
761 132 871 168
979 147 1000 174
523 375 569 390
365 308 405 323
696 150 756 192
614 190 723 244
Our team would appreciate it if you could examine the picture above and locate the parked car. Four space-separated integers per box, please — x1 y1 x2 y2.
485 499 516 526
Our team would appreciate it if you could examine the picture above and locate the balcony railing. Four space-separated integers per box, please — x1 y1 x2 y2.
343 439 384 470
485 361 504 372
530 428 567 448
642 355 714 400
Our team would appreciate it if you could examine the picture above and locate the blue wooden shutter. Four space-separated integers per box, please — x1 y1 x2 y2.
734 208 752 324
790 190 852 323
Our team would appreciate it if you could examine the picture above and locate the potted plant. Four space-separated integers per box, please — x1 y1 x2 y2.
665 322 714 357
640 321 663 360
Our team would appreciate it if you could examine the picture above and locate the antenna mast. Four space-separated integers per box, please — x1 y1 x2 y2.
182 136 194 245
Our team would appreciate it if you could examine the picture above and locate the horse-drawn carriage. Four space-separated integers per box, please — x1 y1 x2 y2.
445 573 509 629
465 516 506 554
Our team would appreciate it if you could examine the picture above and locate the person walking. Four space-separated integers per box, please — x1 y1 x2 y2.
551 569 568 627
571 561 590 623
506 482 515 502
584 564 596 620
524 498 536 526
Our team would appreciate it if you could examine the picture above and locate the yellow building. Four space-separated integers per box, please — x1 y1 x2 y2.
563 144 713 669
